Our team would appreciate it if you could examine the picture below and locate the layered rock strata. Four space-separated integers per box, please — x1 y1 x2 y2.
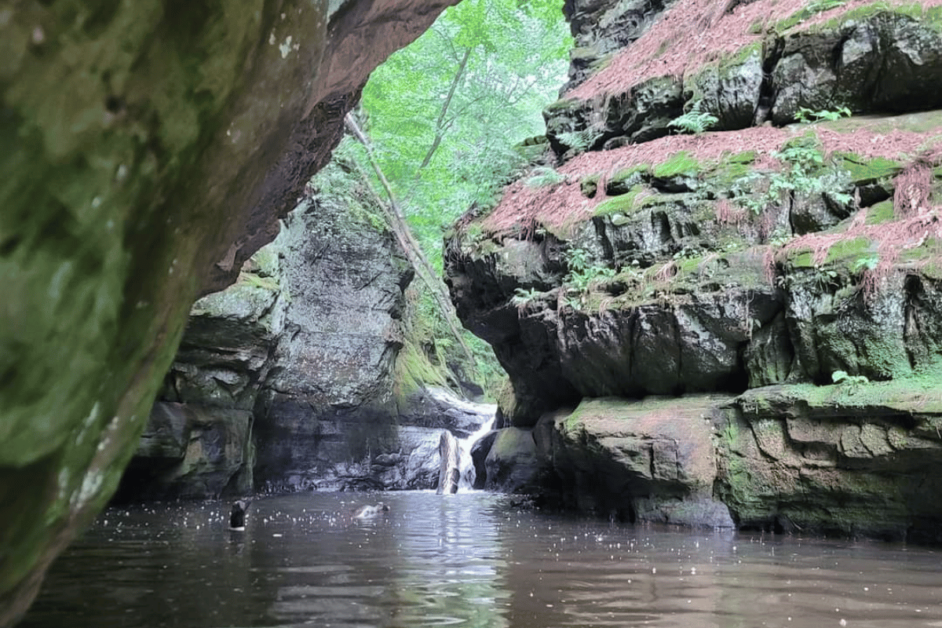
447 0 942 539
119 158 493 500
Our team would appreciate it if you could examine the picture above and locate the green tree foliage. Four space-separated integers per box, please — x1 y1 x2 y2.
358 0 571 270
338 0 570 399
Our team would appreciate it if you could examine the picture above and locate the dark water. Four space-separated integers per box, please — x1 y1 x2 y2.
20 492 942 628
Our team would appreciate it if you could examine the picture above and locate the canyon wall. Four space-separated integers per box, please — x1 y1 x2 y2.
447 0 942 540
0 1 459 623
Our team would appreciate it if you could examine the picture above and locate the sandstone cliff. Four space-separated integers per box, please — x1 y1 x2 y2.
117 153 492 501
0 1 459 623
446 0 942 540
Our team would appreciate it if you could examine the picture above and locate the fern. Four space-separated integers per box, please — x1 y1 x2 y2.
525 166 566 188
669 101 718 135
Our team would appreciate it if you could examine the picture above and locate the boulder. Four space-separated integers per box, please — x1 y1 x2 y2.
540 397 733 527
716 384 942 541
117 402 253 501
484 428 544 493
470 430 499 489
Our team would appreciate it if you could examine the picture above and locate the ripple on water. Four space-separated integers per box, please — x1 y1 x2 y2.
18 492 942 628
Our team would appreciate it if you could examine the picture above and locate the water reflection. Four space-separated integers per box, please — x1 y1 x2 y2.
21 492 942 628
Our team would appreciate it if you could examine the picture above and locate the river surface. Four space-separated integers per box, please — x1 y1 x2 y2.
21 492 942 628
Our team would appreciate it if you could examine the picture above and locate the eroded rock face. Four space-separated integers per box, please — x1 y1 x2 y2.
121 160 494 499
716 385 942 540
0 1 457 623
446 0 942 538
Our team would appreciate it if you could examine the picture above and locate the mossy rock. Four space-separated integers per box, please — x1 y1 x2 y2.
605 164 649 195
833 153 903 185
594 186 645 218
581 173 601 198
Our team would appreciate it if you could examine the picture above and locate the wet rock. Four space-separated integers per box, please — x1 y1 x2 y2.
117 402 253 501
1 1 459 620
538 396 733 526
771 12 942 123
484 428 544 493
470 430 499 489
716 384 942 541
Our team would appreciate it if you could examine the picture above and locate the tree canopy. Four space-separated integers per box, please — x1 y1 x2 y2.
354 0 571 269
333 0 571 396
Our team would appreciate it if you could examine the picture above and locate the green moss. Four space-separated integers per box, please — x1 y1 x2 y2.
653 151 701 178
865 200 896 225
581 173 601 198
825 236 875 265
545 97 581 113
594 185 645 217
709 150 758 184
394 340 449 402
803 2 942 33
834 153 903 184
606 164 650 194
716 41 763 77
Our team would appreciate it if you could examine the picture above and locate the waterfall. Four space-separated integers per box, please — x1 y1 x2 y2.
456 414 496 491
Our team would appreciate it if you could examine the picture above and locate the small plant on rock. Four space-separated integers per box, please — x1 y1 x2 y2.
526 166 567 188
795 106 851 123
669 101 719 135
564 247 617 298
556 129 594 153
511 287 545 311
832 369 869 387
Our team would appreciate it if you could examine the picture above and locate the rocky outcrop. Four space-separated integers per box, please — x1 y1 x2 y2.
118 157 494 499
547 2 942 157
717 382 942 541
114 244 287 501
1 1 458 623
446 0 942 539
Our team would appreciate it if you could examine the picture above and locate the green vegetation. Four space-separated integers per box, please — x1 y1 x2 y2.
358 0 571 270
653 151 701 178
796 106 851 123
813 2 942 33
526 166 567 188
594 186 645 217
340 0 570 398
556 129 595 153
511 287 548 310
729 135 853 215
774 0 848 31
832 370 869 386
668 101 719 135
564 247 616 297
834 153 903 184
580 173 601 198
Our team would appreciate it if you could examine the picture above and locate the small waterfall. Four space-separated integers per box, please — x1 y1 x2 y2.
456 414 496 491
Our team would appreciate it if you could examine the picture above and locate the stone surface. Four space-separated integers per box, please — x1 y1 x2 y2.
445 0 942 543
538 397 733 526
716 383 942 540
0 1 458 623
117 402 253 501
125 157 495 499
484 427 544 493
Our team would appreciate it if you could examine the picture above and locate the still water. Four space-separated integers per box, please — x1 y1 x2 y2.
21 492 942 628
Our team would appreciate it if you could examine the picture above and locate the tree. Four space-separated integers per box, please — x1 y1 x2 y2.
342 0 571 397
358 0 571 269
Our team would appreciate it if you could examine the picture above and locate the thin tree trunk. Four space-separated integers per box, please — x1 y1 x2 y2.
417 46 472 172
343 112 478 372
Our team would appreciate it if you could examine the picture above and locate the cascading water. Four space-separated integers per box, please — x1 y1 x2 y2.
457 414 496 491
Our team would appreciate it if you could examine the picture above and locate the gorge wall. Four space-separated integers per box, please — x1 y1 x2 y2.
116 157 491 502
0 1 460 624
448 0 942 540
